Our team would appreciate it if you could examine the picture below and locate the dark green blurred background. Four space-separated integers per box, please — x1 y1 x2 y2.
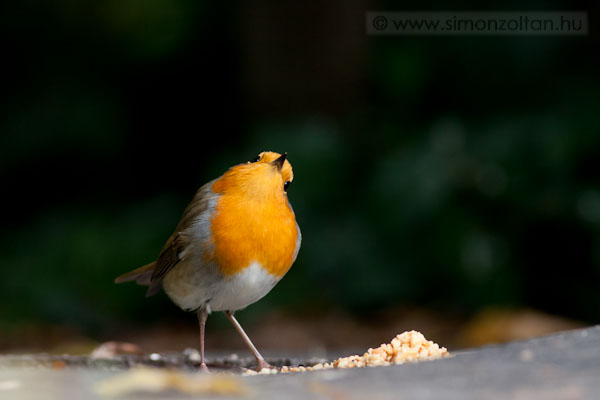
1 1 599 352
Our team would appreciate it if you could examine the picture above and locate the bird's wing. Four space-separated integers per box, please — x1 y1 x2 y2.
145 233 184 296
146 182 216 296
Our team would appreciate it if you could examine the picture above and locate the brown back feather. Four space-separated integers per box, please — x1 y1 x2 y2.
144 183 213 297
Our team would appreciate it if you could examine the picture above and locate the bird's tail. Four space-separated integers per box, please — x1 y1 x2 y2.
114 262 156 286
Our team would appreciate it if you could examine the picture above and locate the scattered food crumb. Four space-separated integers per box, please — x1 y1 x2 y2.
259 367 278 375
149 353 161 361
334 330 449 368
51 360 67 370
244 331 449 375
94 367 246 397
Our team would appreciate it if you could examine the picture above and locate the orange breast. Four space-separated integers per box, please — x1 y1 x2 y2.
209 183 298 278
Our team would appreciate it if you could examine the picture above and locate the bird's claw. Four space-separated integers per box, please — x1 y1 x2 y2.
199 362 210 373
255 359 274 372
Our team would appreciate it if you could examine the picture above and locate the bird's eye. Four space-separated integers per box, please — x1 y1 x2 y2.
284 181 291 192
249 155 261 163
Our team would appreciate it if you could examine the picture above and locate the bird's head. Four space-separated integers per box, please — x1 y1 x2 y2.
213 151 294 200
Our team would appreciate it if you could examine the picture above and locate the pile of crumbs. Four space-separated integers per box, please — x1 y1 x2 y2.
245 330 449 376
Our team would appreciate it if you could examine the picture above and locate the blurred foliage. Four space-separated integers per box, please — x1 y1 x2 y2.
0 0 599 340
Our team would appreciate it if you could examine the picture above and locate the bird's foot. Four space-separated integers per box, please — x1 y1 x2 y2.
198 362 210 373
255 359 274 372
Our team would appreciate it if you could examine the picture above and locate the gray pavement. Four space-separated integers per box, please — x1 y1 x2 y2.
1 325 599 399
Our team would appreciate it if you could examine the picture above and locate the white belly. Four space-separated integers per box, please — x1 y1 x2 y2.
162 261 280 312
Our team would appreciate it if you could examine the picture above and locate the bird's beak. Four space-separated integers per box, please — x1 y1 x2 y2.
271 152 287 171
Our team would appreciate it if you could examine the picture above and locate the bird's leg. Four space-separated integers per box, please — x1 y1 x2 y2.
224 310 272 370
197 307 209 372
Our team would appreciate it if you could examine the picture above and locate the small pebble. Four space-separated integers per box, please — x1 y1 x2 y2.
90 341 144 359
519 349 534 362
183 348 201 362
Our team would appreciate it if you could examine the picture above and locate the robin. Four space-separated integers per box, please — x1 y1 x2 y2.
115 151 301 371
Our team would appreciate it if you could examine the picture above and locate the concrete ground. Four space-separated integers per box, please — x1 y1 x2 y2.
1 325 599 399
